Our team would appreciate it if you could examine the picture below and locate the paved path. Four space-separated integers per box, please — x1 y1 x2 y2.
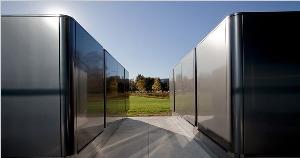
93 116 216 158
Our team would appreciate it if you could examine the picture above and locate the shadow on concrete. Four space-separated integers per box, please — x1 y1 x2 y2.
84 117 228 158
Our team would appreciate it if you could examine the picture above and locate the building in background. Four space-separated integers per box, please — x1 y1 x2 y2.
160 78 169 91
160 78 169 84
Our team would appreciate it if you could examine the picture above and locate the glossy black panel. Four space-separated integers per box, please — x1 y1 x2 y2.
105 52 125 126
2 15 129 157
196 18 231 142
243 12 300 156
229 14 243 154
174 63 182 114
118 64 126 118
60 16 76 156
176 50 196 125
1 16 61 157
169 70 175 112
75 22 105 151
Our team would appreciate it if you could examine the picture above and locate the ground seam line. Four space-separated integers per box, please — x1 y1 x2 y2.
148 118 150 158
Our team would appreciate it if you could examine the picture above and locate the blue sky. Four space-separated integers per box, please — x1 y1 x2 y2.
2 1 300 79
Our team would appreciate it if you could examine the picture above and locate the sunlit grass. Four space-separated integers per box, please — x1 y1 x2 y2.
127 96 171 117
86 95 171 117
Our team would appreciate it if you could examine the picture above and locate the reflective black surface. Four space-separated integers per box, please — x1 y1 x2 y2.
105 52 126 126
75 22 105 151
229 14 244 154
1 16 62 157
169 70 175 112
171 12 300 156
2 15 129 157
174 64 182 115
125 70 130 113
196 18 231 142
242 12 300 156
175 50 197 126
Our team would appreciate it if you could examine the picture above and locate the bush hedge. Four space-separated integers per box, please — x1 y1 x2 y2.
130 91 169 99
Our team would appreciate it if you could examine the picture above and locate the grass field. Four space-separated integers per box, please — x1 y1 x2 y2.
127 96 171 117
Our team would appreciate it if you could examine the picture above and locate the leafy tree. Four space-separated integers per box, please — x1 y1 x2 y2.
129 79 136 91
136 79 146 92
135 74 146 92
152 78 161 92
107 77 118 96
160 82 169 91
135 74 145 82
145 77 154 92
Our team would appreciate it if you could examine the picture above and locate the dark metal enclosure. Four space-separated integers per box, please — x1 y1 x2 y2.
1 15 129 157
2 16 62 157
170 12 300 157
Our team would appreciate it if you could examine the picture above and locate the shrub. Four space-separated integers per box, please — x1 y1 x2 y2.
130 91 169 99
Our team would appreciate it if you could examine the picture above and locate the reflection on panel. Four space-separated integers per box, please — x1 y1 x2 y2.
75 23 105 151
118 63 126 118
196 18 230 142
180 50 196 125
125 70 130 113
174 64 182 115
2 15 130 157
169 70 174 112
1 17 62 157
105 52 126 126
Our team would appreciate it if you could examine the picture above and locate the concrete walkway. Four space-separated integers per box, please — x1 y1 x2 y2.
90 116 219 158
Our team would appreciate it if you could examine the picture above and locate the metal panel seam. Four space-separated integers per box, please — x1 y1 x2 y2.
58 17 63 157
194 48 197 126
241 14 245 155
104 50 107 128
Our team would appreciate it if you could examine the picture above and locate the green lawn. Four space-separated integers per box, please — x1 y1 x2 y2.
127 96 171 117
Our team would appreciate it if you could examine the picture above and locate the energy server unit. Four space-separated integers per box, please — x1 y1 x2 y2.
2 15 129 157
170 12 300 157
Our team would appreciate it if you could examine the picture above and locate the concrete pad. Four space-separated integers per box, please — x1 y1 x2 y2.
80 116 224 158
96 119 149 158
147 116 213 158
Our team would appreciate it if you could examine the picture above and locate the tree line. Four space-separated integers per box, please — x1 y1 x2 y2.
130 74 169 92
